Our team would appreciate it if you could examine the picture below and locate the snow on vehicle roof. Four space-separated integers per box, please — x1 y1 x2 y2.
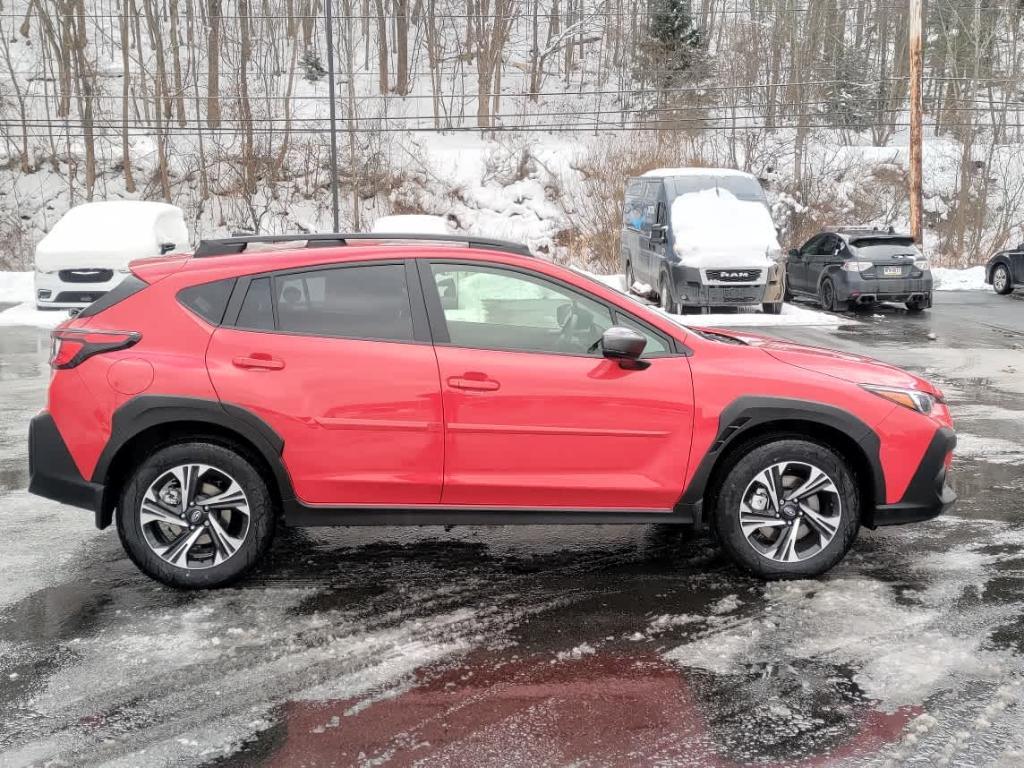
670 188 780 268
641 167 756 179
371 214 449 235
35 201 189 267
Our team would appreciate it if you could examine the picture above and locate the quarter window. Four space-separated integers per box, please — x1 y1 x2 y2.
431 264 614 356
236 277 274 330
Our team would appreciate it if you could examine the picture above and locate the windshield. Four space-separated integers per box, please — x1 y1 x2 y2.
668 174 767 204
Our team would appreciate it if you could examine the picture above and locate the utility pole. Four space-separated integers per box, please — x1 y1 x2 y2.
908 0 923 243
324 0 341 232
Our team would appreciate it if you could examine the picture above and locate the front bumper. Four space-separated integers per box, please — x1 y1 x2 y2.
28 412 103 516
34 271 125 310
670 264 784 307
870 426 956 526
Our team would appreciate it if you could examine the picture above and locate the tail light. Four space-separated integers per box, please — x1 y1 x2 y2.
50 329 141 369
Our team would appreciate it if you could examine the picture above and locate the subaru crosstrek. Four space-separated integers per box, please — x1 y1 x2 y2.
28 233 957 588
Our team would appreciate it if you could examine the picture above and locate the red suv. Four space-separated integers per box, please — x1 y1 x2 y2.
28 234 956 588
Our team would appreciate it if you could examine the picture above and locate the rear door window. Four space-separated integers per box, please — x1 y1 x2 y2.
274 264 414 341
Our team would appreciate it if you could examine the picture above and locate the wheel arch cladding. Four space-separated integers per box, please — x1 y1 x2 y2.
679 396 885 523
92 395 293 529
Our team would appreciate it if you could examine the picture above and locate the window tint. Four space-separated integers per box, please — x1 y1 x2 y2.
274 264 413 341
613 313 671 357
178 278 234 324
236 277 274 330
432 264 614 355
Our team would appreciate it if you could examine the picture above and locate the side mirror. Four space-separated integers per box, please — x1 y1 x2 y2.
600 326 649 370
787 248 800 259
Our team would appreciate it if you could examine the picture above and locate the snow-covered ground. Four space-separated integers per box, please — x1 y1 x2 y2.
932 265 988 291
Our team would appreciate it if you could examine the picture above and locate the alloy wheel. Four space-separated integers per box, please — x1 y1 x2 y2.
739 461 842 563
140 463 251 570
994 266 1009 293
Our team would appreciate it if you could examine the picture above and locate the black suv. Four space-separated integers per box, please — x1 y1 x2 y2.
785 228 933 313
986 243 1024 295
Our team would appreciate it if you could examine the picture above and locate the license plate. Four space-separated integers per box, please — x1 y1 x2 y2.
882 266 903 276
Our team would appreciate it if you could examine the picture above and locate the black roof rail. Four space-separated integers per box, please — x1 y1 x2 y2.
193 232 533 258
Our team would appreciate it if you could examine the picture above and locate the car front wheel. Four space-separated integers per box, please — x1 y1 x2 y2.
712 439 860 579
993 264 1013 295
117 442 276 589
659 275 679 314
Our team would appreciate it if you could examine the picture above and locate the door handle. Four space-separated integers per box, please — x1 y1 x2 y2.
233 354 285 370
448 375 500 391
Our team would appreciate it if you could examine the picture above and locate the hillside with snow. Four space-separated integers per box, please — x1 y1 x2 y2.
1 1 1023 272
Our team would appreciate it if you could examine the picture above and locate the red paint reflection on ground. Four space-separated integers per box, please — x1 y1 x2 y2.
261 650 915 767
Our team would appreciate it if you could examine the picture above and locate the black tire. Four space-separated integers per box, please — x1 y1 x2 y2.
117 441 276 589
712 438 860 579
659 274 679 314
762 302 783 315
905 296 929 312
992 264 1013 295
819 278 839 312
783 279 793 302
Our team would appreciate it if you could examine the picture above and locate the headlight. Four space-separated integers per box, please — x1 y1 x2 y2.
913 258 930 271
841 261 872 272
861 384 939 414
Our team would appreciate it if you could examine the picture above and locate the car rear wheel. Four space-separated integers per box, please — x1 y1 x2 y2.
117 442 276 589
819 278 839 312
905 295 929 312
712 439 860 579
993 264 1013 295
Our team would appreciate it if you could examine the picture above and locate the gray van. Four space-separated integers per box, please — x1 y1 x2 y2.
619 169 786 314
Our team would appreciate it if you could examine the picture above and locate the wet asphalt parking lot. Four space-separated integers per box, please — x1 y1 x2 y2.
2 291 1024 767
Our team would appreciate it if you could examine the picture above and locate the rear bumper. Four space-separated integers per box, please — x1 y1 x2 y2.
28 412 103 516
870 426 957 526
834 273 933 304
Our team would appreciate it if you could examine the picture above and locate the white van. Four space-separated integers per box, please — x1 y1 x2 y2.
34 201 189 311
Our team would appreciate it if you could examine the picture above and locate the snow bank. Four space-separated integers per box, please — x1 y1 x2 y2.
585 270 850 327
0 270 33 303
932 266 987 291
0 302 68 328
0 271 68 327
665 302 849 329
371 214 449 235
670 188 780 269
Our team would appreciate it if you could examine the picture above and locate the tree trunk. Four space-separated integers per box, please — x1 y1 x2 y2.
207 0 222 129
